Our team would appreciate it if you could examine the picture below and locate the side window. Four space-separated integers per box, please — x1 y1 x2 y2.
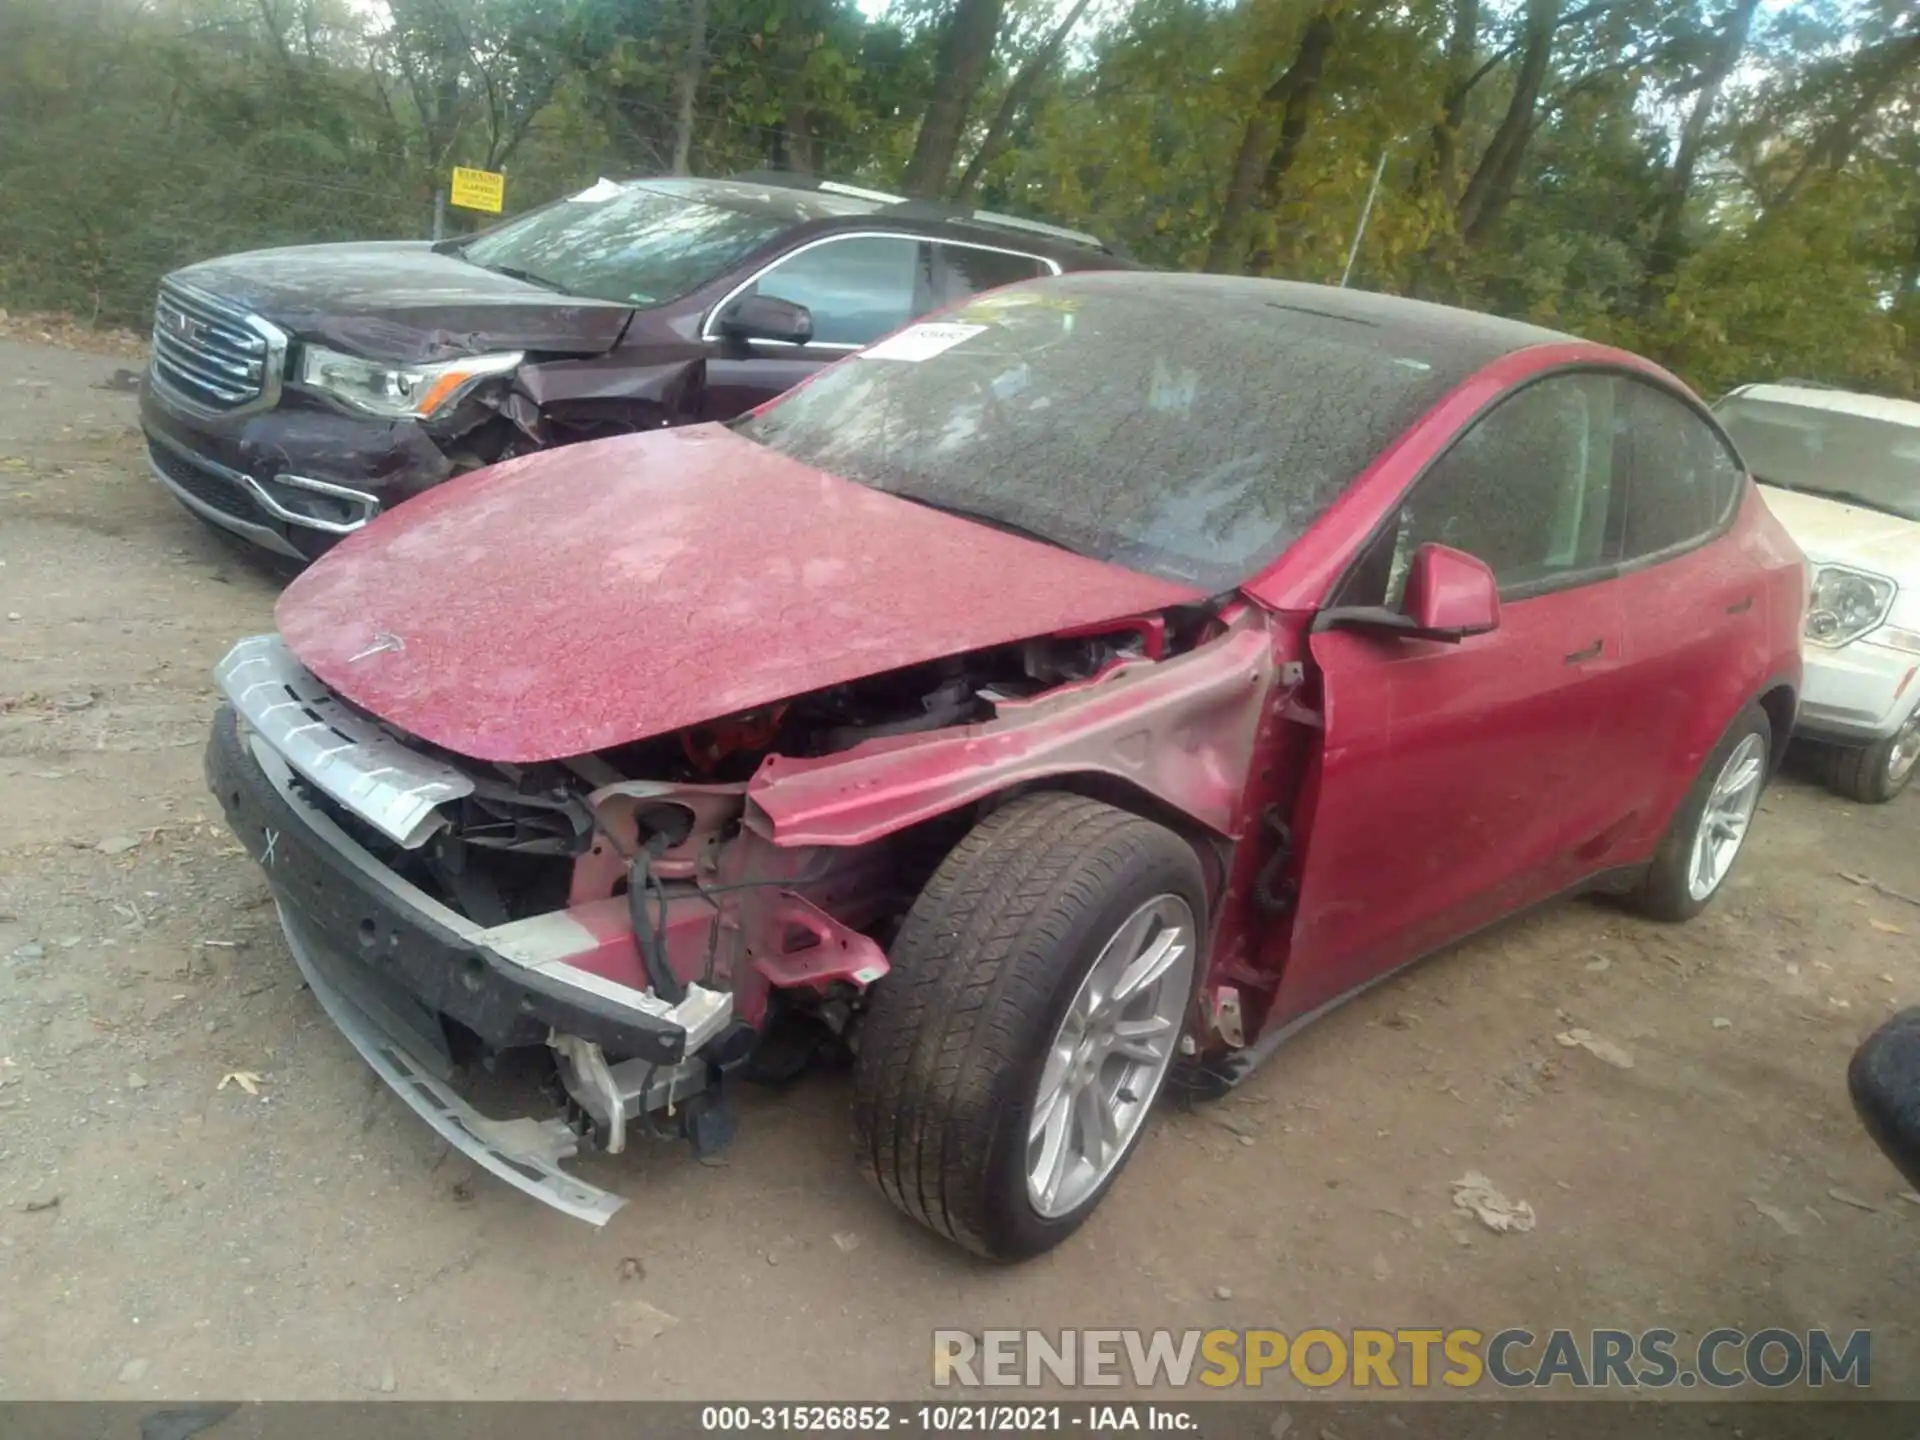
1337 374 1623 608
743 237 928 346
935 244 1050 305
1617 380 1745 560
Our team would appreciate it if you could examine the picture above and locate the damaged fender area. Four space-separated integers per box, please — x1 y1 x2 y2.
742 605 1277 851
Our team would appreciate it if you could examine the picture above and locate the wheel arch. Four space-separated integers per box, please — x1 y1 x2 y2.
986 772 1234 908
1756 679 1798 776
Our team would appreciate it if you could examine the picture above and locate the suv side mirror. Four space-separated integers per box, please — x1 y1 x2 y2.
1314 542 1501 643
718 294 813 347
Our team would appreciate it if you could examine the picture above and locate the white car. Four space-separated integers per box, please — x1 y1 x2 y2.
1716 382 1920 802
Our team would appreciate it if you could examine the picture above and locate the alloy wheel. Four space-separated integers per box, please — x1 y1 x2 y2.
1886 710 1920 789
1687 733 1767 902
1026 894 1196 1219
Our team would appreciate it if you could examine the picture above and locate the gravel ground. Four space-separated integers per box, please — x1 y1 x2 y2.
2 335 1918 1403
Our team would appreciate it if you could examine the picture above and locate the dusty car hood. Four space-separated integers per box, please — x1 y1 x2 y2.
274 425 1203 762
1757 484 1920 577
172 242 634 363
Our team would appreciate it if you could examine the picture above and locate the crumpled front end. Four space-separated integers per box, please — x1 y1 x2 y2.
206 636 769 1224
206 597 1279 1225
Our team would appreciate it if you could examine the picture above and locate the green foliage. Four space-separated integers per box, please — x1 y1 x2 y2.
0 0 1913 397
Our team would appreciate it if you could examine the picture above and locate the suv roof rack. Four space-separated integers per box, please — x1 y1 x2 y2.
875 198 1115 255
721 169 1119 256
722 170 909 205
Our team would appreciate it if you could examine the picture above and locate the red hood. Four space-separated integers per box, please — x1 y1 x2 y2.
275 425 1202 762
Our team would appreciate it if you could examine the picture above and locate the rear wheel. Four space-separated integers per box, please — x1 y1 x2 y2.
1627 704 1771 922
1830 710 1920 804
851 792 1205 1261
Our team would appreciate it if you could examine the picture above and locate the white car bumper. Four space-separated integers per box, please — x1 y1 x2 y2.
1800 636 1920 743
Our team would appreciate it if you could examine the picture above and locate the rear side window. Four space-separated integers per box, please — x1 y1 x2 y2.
743 236 930 346
935 244 1050 306
1338 373 1623 607
1617 380 1744 560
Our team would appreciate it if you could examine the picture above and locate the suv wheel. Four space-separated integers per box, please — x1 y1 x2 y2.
1830 710 1920 804
852 792 1205 1261
1628 704 1772 922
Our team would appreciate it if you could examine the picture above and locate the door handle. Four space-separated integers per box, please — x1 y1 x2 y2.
1726 595 1753 615
1564 639 1604 665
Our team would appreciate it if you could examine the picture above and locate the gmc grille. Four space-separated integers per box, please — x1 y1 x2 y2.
150 282 285 414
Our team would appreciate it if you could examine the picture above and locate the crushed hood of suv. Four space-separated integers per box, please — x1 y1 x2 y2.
274 425 1203 762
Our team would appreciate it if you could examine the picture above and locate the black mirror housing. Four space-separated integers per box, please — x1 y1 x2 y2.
719 294 814 347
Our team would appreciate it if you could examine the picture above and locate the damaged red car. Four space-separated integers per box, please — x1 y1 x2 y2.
206 272 1805 1260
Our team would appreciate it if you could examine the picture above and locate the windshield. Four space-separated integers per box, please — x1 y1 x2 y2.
732 277 1463 590
1716 395 1920 522
456 181 789 307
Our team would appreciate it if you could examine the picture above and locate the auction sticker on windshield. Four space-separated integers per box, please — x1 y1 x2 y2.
862 323 987 363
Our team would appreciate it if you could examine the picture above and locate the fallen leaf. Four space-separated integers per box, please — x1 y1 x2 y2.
217 1071 263 1095
1451 1171 1536 1234
1828 1187 1880 1213
1555 1028 1635 1068
1870 919 1906 935
1749 1198 1802 1235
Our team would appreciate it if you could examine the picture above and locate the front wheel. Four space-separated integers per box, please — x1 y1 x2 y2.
1830 710 1920 804
851 792 1206 1261
1627 703 1772 922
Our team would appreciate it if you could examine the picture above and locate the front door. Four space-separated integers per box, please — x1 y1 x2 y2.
1268 371 1637 1023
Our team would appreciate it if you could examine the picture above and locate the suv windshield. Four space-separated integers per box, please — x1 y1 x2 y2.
732 275 1463 590
1717 395 1920 522
455 181 789 307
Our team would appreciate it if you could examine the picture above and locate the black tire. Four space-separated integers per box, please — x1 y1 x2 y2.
1830 723 1919 805
1627 702 1772 923
851 792 1206 1261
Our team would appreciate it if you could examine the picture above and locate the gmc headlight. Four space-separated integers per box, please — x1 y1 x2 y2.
297 346 522 419
1805 565 1896 647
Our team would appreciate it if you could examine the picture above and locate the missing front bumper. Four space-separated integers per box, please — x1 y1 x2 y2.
278 901 628 1225
205 690 743 1224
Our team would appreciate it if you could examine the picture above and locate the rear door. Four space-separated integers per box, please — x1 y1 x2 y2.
700 234 933 418
928 241 1056 307
1269 372 1636 1021
1602 377 1760 848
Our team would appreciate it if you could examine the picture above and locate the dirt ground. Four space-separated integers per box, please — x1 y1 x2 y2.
2 334 1918 1403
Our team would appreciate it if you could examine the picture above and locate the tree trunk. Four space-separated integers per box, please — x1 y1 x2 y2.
1425 0 1480 207
1641 0 1762 296
1456 0 1557 245
1203 7 1340 274
670 0 708 176
902 0 1006 198
952 0 1096 202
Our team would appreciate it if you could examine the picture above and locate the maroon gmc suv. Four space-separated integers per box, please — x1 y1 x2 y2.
138 172 1134 566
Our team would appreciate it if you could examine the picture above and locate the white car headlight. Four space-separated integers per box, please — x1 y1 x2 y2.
1805 564 1896 647
297 346 522 420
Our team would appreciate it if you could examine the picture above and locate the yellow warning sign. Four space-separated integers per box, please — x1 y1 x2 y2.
449 167 505 214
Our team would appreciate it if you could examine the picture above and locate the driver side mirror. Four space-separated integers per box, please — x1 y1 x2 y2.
718 294 813 347
1402 543 1500 638
1314 542 1501 643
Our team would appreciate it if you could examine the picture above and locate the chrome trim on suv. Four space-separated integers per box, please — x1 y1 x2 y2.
215 634 474 849
150 280 287 418
256 472 381 534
